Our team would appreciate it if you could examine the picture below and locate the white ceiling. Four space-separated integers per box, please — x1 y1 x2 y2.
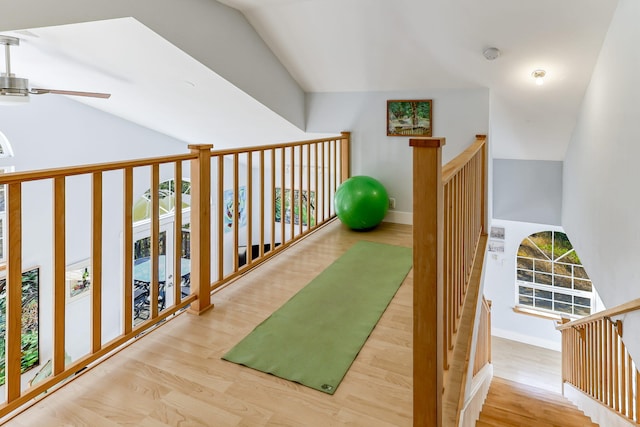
1 17 322 149
0 0 620 159
219 0 618 159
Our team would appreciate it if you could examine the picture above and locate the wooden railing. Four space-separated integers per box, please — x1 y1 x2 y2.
410 134 487 427
0 132 349 420
557 298 640 424
473 297 492 377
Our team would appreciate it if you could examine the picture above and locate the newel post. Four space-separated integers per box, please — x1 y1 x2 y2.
410 137 445 427
188 144 214 315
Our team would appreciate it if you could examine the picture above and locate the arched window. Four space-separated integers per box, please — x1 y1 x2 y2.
516 231 593 318
0 131 14 158
133 179 191 223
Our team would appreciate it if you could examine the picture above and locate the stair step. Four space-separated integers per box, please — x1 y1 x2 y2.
477 377 598 427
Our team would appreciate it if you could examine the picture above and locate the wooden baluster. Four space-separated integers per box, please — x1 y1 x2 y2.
271 149 276 254
149 164 160 319
53 177 66 376
91 172 103 351
123 167 133 333
627 353 633 419
306 143 311 230
247 152 253 265
443 182 450 370
340 132 350 183
233 153 239 272
174 164 183 304
6 182 22 402
281 147 286 245
259 150 265 258
290 146 295 239
613 323 619 412
217 155 224 281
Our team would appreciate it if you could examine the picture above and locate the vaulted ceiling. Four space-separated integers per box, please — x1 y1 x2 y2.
0 0 619 159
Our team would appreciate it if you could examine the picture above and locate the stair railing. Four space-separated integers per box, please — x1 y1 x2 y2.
410 134 488 427
557 298 640 424
0 132 349 421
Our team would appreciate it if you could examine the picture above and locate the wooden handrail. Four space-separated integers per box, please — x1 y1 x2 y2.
558 297 640 424
557 297 640 330
442 135 487 184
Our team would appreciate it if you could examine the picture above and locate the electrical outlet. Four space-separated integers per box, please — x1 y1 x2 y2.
389 197 396 209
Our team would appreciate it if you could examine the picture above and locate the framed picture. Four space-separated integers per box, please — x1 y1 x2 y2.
490 226 505 240
66 259 91 303
0 266 40 385
275 188 316 226
387 99 432 136
223 186 247 233
488 240 505 253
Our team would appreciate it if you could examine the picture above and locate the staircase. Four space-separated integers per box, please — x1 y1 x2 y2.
477 377 598 427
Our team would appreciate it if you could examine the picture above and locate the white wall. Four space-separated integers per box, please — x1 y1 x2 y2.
0 95 191 386
483 219 564 350
562 0 640 363
306 88 489 216
0 0 306 130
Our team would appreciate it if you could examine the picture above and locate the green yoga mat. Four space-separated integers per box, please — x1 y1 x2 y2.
222 240 413 394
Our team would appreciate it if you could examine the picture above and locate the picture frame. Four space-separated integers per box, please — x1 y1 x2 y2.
387 99 432 137
488 240 505 253
490 226 505 240
0 266 40 385
66 259 92 303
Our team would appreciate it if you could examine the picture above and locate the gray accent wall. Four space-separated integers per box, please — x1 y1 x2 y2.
493 159 563 226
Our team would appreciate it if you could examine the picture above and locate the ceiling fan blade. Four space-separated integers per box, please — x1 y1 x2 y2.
30 88 111 99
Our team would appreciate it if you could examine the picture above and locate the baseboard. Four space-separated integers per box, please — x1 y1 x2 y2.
564 383 636 427
459 363 493 427
492 327 561 351
383 210 412 225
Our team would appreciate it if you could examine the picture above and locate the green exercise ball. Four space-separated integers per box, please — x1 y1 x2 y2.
334 176 389 230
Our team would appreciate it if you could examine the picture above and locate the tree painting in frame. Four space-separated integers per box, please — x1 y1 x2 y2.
0 266 40 385
66 259 91 303
387 99 432 136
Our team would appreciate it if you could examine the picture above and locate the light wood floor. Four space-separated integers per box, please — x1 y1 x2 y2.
7 220 414 427
491 336 562 393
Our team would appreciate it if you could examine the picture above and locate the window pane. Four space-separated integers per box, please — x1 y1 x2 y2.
519 286 533 296
535 289 552 300
554 275 572 288
575 296 591 307
535 272 552 285
528 232 553 259
534 259 552 273
553 263 572 277
535 298 552 310
517 257 533 270
574 279 592 292
554 293 572 303
518 270 533 282
555 302 572 314
518 238 548 259
574 265 589 279
552 232 573 260
519 295 534 306
574 305 591 316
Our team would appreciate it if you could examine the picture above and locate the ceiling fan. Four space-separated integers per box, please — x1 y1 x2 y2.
0 35 111 104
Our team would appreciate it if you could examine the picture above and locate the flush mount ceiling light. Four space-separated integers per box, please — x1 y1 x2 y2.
532 69 546 86
483 47 501 61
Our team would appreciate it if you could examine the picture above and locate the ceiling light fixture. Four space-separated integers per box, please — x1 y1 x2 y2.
483 47 501 61
532 69 546 86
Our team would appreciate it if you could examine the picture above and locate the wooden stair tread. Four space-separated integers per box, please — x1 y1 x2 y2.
477 377 598 427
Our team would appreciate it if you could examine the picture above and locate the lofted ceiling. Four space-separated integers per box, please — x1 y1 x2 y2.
219 0 618 160
0 0 619 159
